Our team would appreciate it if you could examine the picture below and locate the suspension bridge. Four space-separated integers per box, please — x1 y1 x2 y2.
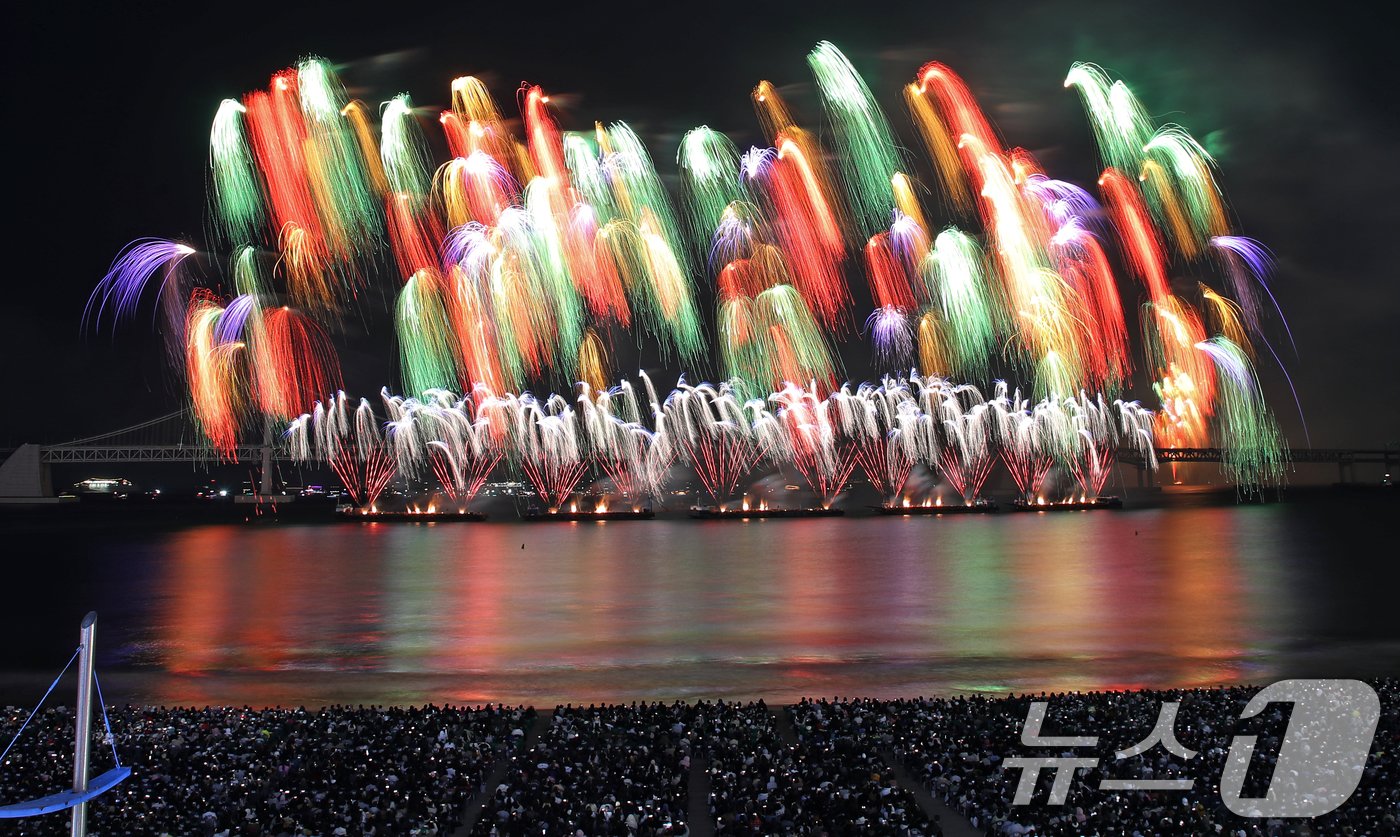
1 410 1394 499
1118 446 1397 486
0 409 287 499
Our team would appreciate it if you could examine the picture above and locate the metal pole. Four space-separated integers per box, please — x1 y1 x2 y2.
71 611 96 837
259 419 274 496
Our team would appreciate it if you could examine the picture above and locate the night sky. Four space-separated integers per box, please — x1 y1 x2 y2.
6 0 1396 450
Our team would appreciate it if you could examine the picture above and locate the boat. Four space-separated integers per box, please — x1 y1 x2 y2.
1008 496 1123 512
874 499 999 515
688 505 845 519
335 504 488 521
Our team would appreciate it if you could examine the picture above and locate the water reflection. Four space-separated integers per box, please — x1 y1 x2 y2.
121 506 1311 706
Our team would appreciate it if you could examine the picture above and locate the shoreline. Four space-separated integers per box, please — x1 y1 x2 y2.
5 677 1392 712
6 640 1399 710
2 482 1391 532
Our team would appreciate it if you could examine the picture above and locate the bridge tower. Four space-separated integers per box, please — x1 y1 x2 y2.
0 444 53 500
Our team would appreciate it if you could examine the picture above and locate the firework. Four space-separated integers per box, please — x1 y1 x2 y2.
1195 338 1288 490
771 384 858 508
666 382 769 505
832 382 917 504
96 42 1301 493
992 384 1054 502
208 100 265 247
808 42 902 237
514 394 589 510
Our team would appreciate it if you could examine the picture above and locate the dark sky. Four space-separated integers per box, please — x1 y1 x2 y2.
6 0 1396 449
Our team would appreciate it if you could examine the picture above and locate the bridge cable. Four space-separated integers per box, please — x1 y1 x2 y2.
90 669 120 767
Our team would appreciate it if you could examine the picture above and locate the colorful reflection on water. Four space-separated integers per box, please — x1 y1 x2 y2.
77 503 1313 706
9 496 1398 707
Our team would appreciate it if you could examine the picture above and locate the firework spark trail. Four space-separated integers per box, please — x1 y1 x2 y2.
524 177 586 368
1195 338 1288 490
298 58 383 257
566 204 632 327
922 228 1000 381
331 443 398 508
1058 391 1120 498
563 133 615 224
446 76 523 176
866 306 915 370
1210 236 1297 354
865 230 920 312
209 100 265 247
832 382 917 504
341 100 390 195
577 330 610 394
771 384 858 507
1116 398 1158 472
418 394 502 505
905 79 973 213
1046 220 1131 388
679 127 743 253
907 61 1002 210
753 284 837 392
882 375 1000 503
1024 175 1106 237
396 269 459 397
437 152 517 228
290 393 400 506
385 192 445 281
442 246 514 394
604 124 693 274
1144 295 1217 448
1142 126 1228 255
1098 168 1171 303
1064 63 1153 180
992 384 1054 502
183 291 246 453
1207 238 1310 446
1201 284 1255 359
381 94 434 200
255 306 342 419
85 239 198 358
515 394 589 509
808 42 903 237
522 84 572 195
738 140 850 329
488 205 578 380
330 445 398 507
665 382 770 504
579 381 666 499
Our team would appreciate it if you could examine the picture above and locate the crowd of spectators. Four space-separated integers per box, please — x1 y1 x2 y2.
474 702 690 836
702 699 937 835
880 678 1398 836
1 680 1393 836
1 703 530 836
